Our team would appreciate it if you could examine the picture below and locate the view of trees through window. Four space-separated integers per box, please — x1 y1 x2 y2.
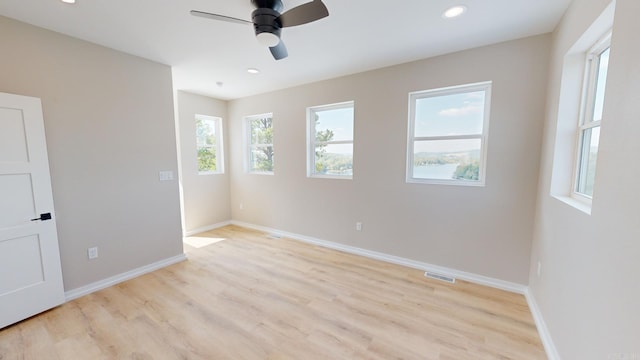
195 116 220 173
409 83 490 184
309 103 354 177
247 115 274 173
413 139 482 181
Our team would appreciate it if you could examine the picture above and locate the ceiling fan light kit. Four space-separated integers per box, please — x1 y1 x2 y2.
256 32 280 47
191 0 329 60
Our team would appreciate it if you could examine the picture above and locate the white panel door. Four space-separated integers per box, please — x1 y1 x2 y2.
0 92 65 329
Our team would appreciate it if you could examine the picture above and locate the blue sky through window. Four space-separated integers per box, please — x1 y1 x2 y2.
415 91 485 138
592 47 609 122
315 107 354 142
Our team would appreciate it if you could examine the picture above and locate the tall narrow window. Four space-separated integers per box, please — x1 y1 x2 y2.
245 114 274 174
307 101 355 179
195 114 223 174
407 82 491 186
574 34 610 199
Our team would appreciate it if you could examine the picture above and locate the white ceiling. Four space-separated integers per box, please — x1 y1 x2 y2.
0 0 571 100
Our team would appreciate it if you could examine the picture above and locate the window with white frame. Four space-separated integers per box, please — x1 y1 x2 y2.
574 33 610 200
245 114 274 174
407 82 491 185
195 114 223 174
307 101 354 178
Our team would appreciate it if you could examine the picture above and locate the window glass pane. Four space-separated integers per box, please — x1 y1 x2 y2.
413 139 481 180
197 147 216 172
314 107 354 142
414 91 485 137
250 117 273 145
196 117 218 173
196 119 216 146
314 143 353 176
196 135 206 147
591 48 610 123
246 114 273 174
249 146 274 173
576 126 600 197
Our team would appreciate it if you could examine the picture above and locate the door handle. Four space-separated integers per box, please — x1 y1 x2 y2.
31 213 52 221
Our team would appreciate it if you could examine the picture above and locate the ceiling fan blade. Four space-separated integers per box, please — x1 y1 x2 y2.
269 41 288 60
190 10 252 25
279 0 329 28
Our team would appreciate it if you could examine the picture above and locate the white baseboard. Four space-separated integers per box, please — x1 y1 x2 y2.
64 221 557 360
64 254 188 301
184 221 232 237
525 288 561 360
230 220 527 294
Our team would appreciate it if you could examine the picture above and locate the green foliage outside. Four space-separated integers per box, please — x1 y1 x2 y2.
197 147 216 172
315 152 353 175
250 117 274 172
313 114 354 175
414 153 458 166
454 162 480 181
414 150 480 181
314 124 334 173
196 118 217 172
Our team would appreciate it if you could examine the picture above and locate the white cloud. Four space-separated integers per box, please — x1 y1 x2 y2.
438 104 482 117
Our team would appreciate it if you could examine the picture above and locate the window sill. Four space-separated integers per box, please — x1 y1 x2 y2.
553 195 592 215
308 174 352 180
406 178 485 187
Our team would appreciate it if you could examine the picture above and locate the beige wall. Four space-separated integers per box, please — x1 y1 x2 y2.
228 34 551 285
530 0 640 358
4 2 638 355
0 16 183 291
176 91 230 233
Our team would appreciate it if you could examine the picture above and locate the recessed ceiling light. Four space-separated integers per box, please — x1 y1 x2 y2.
443 5 467 19
247 68 260 74
61 0 76 4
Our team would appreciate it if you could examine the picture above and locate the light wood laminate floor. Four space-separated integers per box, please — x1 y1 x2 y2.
0 225 546 359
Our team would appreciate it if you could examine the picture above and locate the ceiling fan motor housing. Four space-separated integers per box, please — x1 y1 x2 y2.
251 0 283 39
252 8 282 39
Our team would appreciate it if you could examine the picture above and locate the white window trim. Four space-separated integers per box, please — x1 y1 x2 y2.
571 31 611 203
549 1 614 215
244 113 274 175
307 101 355 180
406 81 492 186
195 114 224 175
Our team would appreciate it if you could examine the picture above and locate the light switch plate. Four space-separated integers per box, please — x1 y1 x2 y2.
159 170 174 181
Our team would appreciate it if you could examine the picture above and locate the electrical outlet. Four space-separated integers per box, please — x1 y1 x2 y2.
356 222 362 231
537 261 541 277
239 202 244 210
88 247 98 260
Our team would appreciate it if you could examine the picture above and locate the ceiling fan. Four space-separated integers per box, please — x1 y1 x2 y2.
191 0 329 60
